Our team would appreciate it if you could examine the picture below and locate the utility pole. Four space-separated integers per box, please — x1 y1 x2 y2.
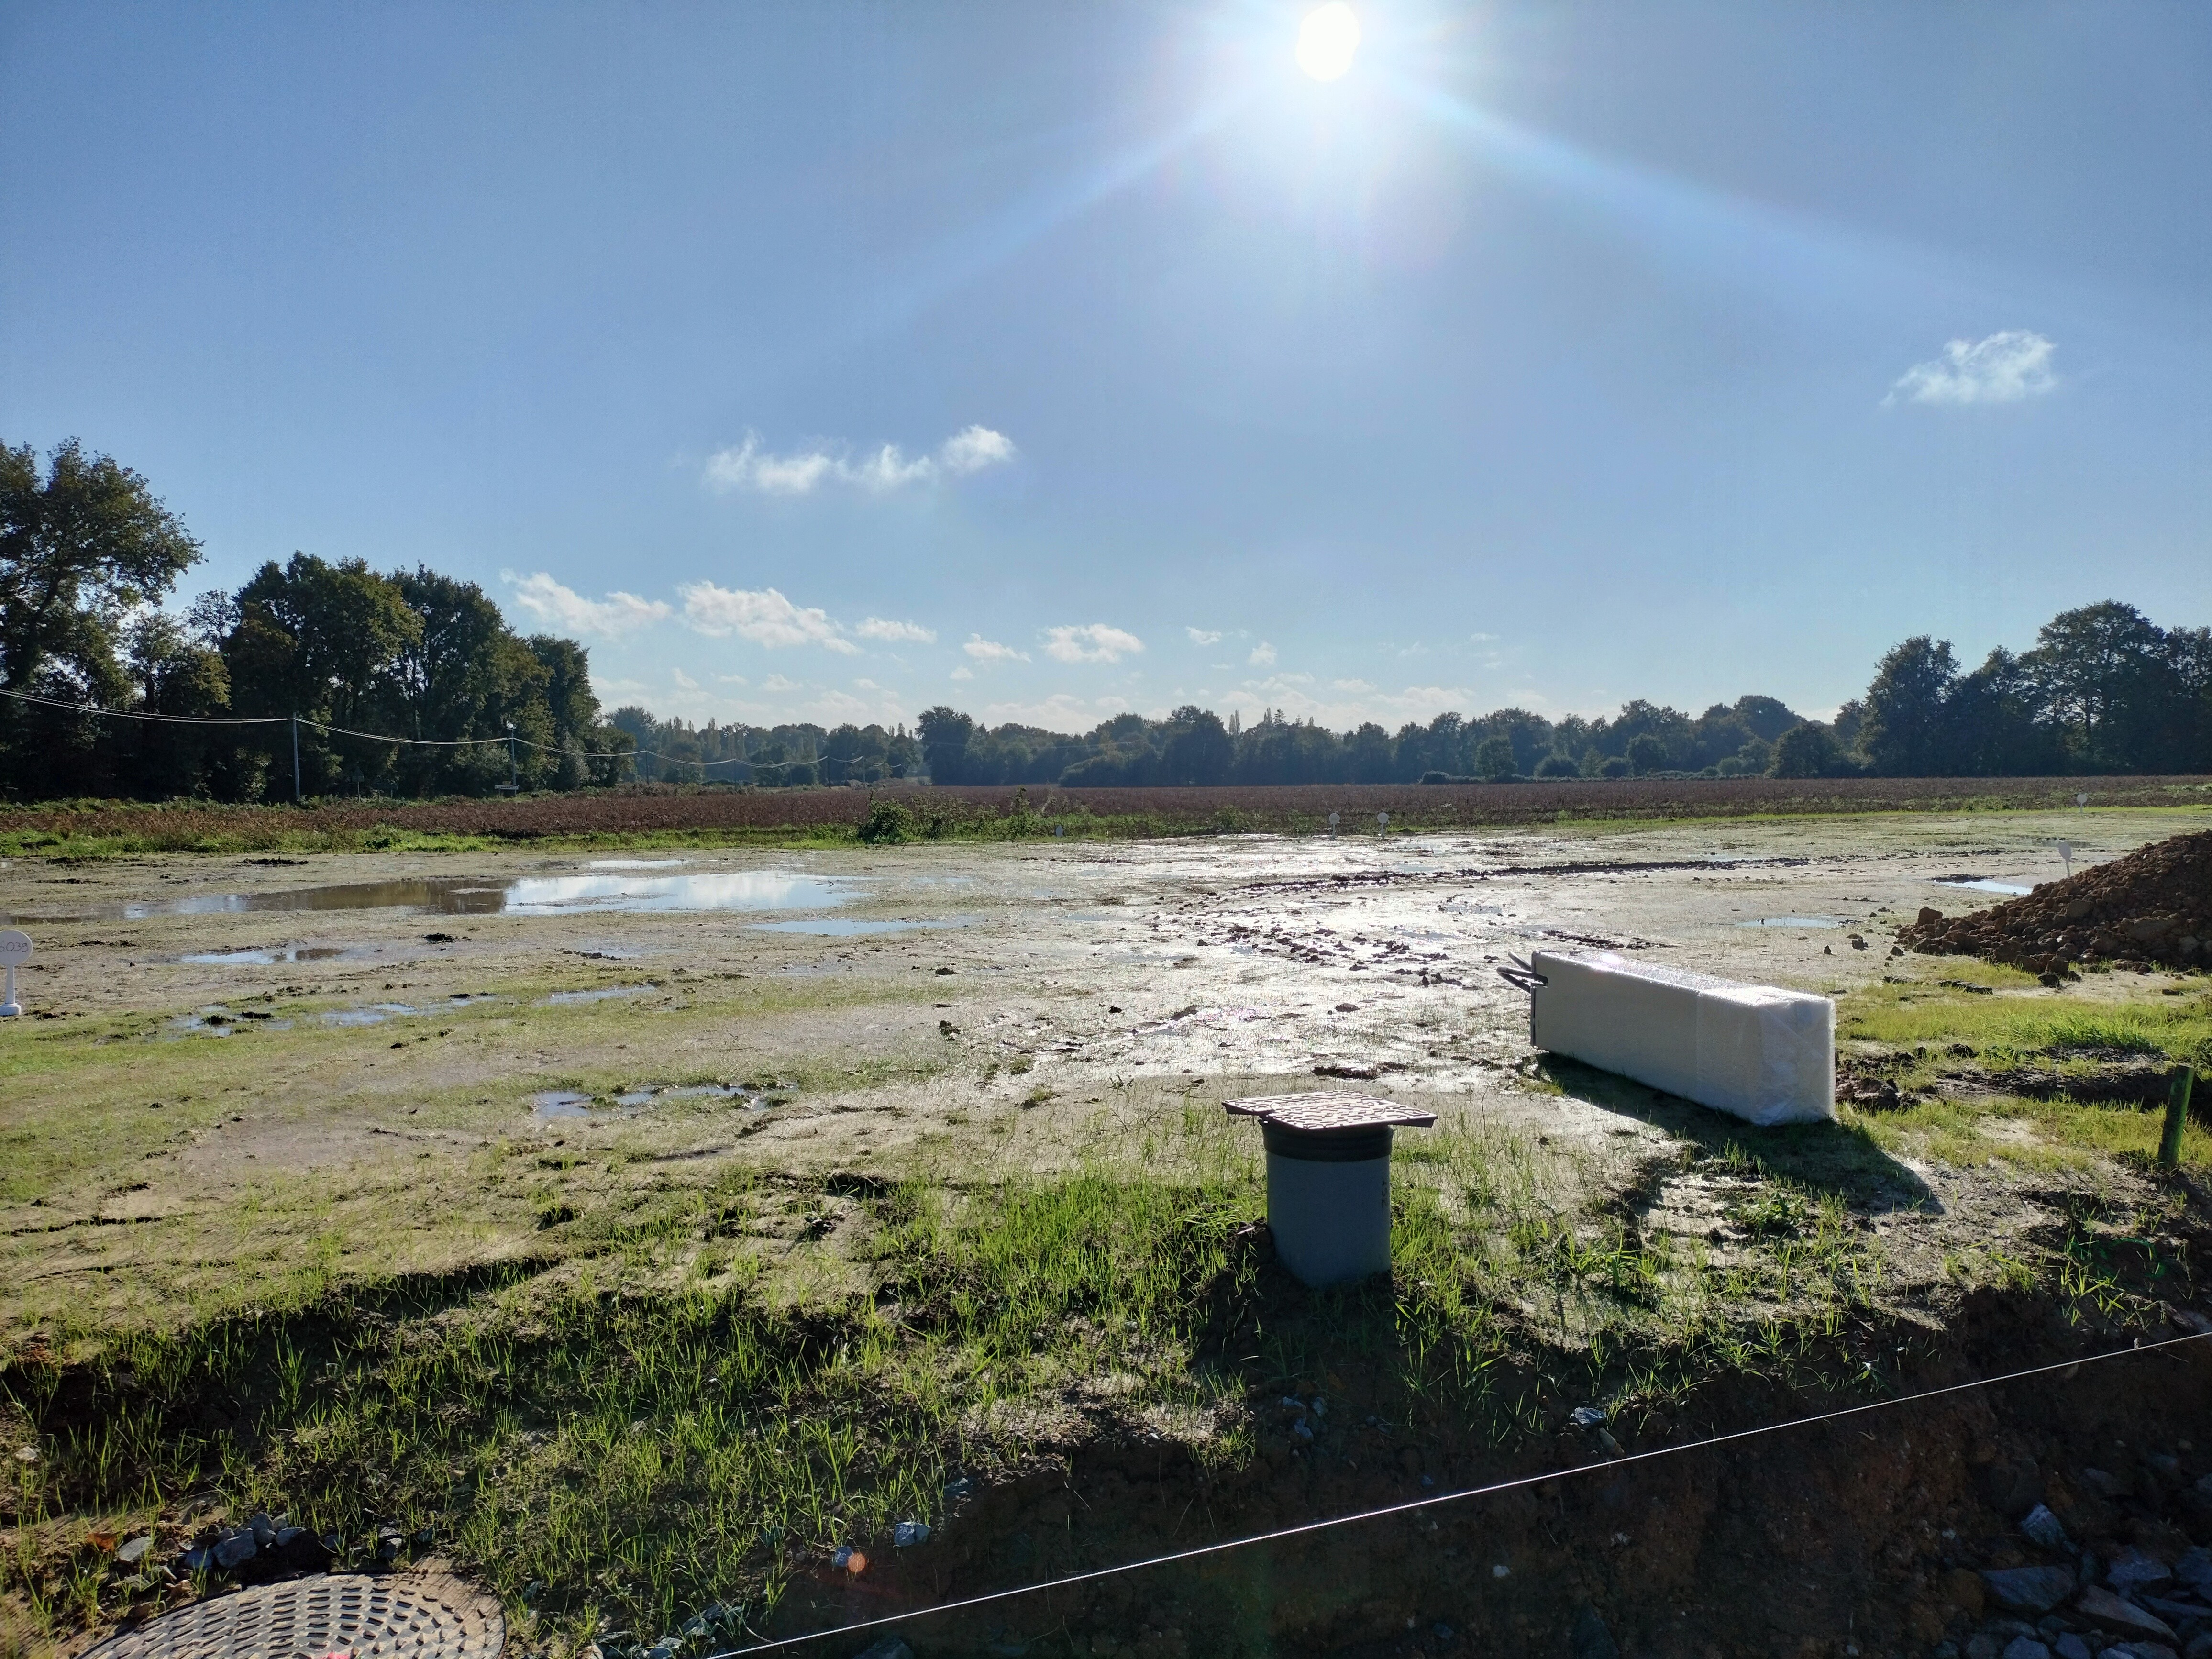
291 715 302 804
500 722 520 792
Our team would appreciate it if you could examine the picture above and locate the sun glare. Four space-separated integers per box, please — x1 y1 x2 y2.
1295 3 1360 81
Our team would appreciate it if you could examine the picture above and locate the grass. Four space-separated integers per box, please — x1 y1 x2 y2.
0 1091 2011 1655
1833 970 2212 1171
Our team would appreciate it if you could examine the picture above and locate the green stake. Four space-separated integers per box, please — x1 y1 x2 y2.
2158 1063 2196 1170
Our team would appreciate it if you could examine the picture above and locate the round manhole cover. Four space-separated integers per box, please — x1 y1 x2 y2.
88 1567 503 1659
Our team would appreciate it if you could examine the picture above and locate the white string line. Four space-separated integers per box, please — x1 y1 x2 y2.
708 1327 2212 1657
0 685 747 769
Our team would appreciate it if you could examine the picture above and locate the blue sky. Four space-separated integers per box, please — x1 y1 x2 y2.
4 2 2208 734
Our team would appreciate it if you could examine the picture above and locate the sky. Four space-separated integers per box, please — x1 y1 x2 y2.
4 2 2209 737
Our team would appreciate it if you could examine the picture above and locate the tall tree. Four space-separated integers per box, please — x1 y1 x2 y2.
1860 636 1960 775
0 440 201 796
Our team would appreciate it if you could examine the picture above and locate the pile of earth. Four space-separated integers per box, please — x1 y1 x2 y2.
1901 831 2212 976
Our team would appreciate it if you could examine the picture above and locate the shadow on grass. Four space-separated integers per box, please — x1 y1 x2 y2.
1531 1054 1937 1217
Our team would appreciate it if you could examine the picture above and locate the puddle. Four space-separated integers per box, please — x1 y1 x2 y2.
321 1003 420 1027
1736 917 1845 929
55 870 857 921
748 917 960 937
1933 877 2034 896
585 858 689 869
169 1007 239 1037
539 984 654 1005
501 872 852 914
177 945 356 966
534 1082 760 1119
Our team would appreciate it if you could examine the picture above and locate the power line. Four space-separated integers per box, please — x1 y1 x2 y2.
0 684 750 771
709 1328 2212 1656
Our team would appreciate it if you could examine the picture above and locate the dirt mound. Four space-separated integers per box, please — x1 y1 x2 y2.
1901 831 2212 975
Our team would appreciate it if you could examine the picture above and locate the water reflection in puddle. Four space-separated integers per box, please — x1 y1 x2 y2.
1933 877 2034 896
539 983 654 1005
83 870 856 920
585 858 689 869
177 945 356 966
504 872 850 914
533 1083 760 1119
1736 917 1845 929
322 1003 420 1026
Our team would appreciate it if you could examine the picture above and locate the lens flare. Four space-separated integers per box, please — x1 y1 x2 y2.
1296 3 1360 81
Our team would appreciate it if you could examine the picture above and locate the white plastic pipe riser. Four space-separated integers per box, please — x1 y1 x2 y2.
1262 1119 1394 1288
1528 949 1835 1127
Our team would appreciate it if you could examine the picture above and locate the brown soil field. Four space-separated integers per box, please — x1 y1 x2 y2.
4 774 2209 851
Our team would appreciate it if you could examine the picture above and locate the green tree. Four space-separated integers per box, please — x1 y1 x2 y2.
226 554 422 795
1159 706 1233 784
1625 732 1668 776
0 439 201 796
1473 733 1517 781
1860 636 1959 775
1769 721 1843 778
2024 601 2169 771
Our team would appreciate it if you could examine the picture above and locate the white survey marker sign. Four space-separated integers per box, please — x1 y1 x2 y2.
0 928 28 1018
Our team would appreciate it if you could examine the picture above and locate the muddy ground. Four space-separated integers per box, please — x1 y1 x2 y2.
3 807 2210 1658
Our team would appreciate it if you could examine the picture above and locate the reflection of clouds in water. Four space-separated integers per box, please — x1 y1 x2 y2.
502 872 851 913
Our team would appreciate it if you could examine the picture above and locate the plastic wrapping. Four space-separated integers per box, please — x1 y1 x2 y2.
1529 950 1834 1126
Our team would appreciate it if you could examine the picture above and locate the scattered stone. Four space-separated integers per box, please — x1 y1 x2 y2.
2084 1468 2135 1500
1570 1606 1619 1659
2074 1585 2176 1641
176 1546 210 1572
212 1530 257 1570
1983 1566 2078 1615
115 1536 153 1567
1965 1636 2001 1659
2023 1505 2071 1551
2175 1548 2212 1596
2054 1637 2093 1659
892 1521 930 1548
273 1526 305 1548
247 1513 276 1546
2002 1638 2053 1659
2109 1548 2175 1596
1568 1405 1608 1430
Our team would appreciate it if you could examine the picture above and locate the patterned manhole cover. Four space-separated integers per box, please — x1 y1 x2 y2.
87 1567 503 1659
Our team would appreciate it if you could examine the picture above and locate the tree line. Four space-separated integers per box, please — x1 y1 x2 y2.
920 600 2210 788
1 439 630 800
3 440 2205 801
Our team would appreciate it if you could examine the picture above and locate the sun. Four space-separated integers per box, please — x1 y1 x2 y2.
1295 2 1360 81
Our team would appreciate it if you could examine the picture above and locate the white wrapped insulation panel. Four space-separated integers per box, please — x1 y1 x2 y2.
1529 950 1835 1126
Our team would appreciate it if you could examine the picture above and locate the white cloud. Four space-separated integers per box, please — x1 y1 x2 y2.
1185 627 1223 646
1248 641 1277 667
760 674 801 693
503 570 671 639
1044 624 1144 664
701 425 1017 495
672 668 699 690
855 617 936 644
962 634 1029 663
1888 331 2057 407
677 583 858 653
939 424 1017 475
1469 632 1499 642
950 664 975 681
